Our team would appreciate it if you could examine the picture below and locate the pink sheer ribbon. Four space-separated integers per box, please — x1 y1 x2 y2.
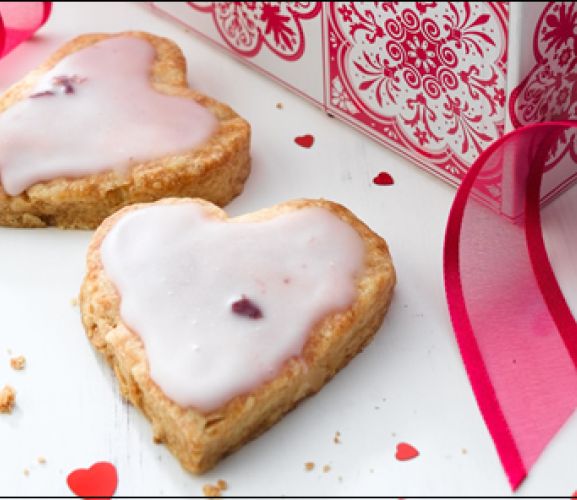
0 2 51 58
444 121 577 489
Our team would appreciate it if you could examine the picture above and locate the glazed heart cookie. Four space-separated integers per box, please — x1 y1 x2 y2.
80 198 396 473
0 32 250 229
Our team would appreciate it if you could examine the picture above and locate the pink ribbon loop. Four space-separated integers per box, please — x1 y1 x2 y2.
0 2 51 58
444 121 577 489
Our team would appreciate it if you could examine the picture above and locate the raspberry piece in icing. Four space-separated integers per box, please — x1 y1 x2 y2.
29 90 55 98
231 296 263 319
51 75 86 94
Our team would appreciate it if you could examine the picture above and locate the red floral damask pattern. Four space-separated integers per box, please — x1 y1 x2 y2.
328 2 508 203
510 2 577 172
188 2 321 61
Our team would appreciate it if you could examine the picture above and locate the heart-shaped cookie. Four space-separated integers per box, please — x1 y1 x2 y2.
80 198 395 473
0 32 250 229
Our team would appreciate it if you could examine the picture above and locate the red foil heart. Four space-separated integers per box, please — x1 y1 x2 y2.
373 172 394 186
395 442 419 461
294 134 314 148
67 462 118 499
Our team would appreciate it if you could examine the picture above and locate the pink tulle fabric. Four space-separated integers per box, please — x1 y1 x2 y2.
445 122 577 489
0 2 51 58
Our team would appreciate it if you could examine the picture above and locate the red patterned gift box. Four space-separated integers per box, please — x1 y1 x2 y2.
151 2 577 217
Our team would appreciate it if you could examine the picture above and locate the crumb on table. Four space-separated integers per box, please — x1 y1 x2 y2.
333 431 341 444
23 468 29 477
10 355 26 370
304 461 315 471
323 464 331 473
275 102 283 109
216 479 228 491
202 484 221 497
70 297 79 307
0 385 16 413
38 456 46 464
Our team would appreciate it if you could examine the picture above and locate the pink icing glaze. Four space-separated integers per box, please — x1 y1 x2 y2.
0 37 218 196
100 202 366 411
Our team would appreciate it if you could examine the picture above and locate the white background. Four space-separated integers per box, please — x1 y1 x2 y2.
0 3 576 497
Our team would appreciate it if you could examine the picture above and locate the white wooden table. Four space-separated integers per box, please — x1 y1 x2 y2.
1 2 576 497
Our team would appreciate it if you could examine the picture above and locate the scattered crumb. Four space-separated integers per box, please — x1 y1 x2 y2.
23 468 29 477
70 297 79 307
275 102 283 109
10 355 26 370
304 461 315 471
338 475 343 482
374 406 380 410
323 465 331 473
391 432 397 437
202 480 228 497
38 456 46 464
202 484 221 497
333 431 341 444
461 448 468 455
0 385 16 413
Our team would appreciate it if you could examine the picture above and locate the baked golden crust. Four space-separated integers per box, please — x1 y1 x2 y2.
80 198 396 473
0 32 251 229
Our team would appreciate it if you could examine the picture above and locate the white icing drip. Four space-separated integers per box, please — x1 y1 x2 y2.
0 37 218 196
100 203 365 411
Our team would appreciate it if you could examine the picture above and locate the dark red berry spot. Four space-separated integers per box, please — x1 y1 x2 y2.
231 296 263 319
29 90 55 98
52 75 86 95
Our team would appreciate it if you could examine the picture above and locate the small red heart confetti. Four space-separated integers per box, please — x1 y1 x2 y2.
294 134 314 148
395 442 419 461
373 171 394 186
67 462 118 500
